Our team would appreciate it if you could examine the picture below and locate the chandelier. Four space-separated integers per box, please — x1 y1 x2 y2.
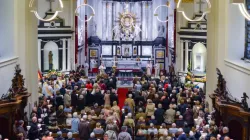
231 0 250 20
177 0 211 22
154 2 172 23
29 0 64 22
75 1 95 22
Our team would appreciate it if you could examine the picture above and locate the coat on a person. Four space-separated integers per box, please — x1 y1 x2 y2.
164 108 176 124
146 103 155 117
78 121 91 140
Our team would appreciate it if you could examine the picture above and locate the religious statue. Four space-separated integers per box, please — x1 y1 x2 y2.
157 23 165 37
154 63 160 78
136 57 141 68
84 61 89 77
241 92 249 111
124 47 129 56
146 61 152 76
117 47 121 55
133 47 137 55
113 24 121 40
92 21 97 36
99 63 106 75
49 51 53 70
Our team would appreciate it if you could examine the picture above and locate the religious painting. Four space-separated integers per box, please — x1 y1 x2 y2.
156 50 165 58
102 45 112 56
133 46 137 56
116 46 121 55
142 46 152 56
122 45 132 56
90 50 97 57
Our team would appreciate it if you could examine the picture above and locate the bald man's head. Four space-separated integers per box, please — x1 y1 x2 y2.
224 136 230 140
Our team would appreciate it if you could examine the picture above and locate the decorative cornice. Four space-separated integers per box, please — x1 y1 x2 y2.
0 57 18 68
175 0 194 3
224 59 250 75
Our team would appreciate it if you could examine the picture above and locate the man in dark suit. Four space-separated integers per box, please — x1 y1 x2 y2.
110 91 119 106
28 117 39 140
220 127 229 140
154 104 165 125
94 89 104 106
17 120 27 139
78 115 91 140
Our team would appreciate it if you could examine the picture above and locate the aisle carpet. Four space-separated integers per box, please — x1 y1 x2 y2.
117 88 129 109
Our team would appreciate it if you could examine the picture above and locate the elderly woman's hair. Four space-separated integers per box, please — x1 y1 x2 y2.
90 132 95 138
67 132 73 138
113 101 117 105
127 113 132 118
73 112 78 118
57 131 62 136
106 124 114 130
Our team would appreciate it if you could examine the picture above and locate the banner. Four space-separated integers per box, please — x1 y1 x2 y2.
85 15 88 57
75 16 78 64
166 17 168 57
173 9 177 64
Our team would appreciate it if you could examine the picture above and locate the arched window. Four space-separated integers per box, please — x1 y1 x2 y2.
245 0 250 59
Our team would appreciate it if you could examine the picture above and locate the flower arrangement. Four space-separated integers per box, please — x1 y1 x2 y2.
185 71 206 83
46 69 62 79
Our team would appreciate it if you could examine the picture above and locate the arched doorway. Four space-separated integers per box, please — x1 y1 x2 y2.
192 42 207 72
228 120 243 140
43 41 59 71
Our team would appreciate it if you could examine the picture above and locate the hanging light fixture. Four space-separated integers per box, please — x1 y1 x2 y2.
177 0 211 22
75 0 95 22
231 0 250 20
29 0 64 22
154 1 172 23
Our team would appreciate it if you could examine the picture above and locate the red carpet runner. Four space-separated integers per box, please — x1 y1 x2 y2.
117 88 129 109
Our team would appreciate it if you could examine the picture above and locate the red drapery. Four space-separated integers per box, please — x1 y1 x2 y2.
166 17 168 57
173 9 177 64
75 16 78 64
85 15 88 57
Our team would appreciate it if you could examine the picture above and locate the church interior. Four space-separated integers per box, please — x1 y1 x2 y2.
0 0 250 139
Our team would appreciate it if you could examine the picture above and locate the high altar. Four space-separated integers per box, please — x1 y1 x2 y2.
77 0 176 83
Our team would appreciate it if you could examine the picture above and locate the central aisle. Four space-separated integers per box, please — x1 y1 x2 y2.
117 88 129 109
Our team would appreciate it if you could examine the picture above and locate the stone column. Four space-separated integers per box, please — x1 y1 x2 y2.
142 1 146 40
67 39 71 71
185 40 189 72
180 40 184 72
107 2 113 40
102 1 107 40
38 39 42 70
62 39 66 71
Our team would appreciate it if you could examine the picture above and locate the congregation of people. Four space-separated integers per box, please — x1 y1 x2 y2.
9 67 232 140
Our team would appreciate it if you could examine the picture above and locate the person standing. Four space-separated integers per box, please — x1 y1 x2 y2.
78 115 91 140
84 61 89 77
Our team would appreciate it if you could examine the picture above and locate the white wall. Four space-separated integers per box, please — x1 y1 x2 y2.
0 0 14 60
206 0 250 108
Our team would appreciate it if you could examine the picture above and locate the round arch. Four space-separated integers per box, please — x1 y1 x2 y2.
43 41 59 71
192 42 207 72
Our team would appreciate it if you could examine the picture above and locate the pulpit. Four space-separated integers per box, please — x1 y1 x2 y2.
0 93 31 139
210 68 250 140
0 65 31 139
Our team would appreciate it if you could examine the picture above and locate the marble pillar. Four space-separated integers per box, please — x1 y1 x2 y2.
185 40 189 72
147 2 153 41
142 2 146 40
62 39 66 71
107 2 113 40
180 40 184 72
102 1 107 40
38 39 42 70
67 39 71 71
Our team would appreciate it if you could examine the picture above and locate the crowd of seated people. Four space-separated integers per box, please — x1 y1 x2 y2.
8 69 232 140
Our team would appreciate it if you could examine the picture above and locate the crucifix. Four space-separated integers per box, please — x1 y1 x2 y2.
196 0 205 13
47 0 55 12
